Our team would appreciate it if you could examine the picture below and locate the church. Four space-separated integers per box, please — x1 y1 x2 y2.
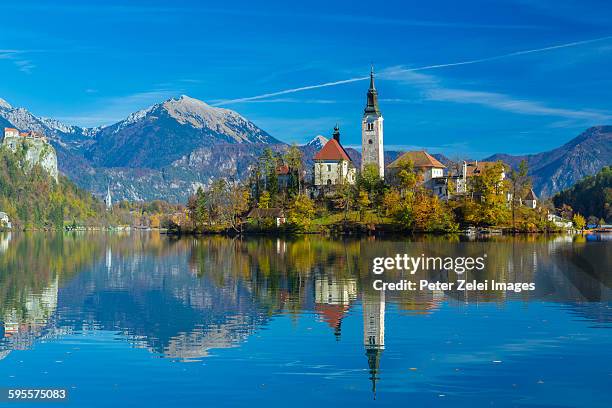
312 68 385 188
361 67 385 178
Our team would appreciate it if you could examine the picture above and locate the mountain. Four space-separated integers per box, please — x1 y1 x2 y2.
552 166 612 222
304 135 328 150
485 126 612 197
85 95 280 168
2 95 609 203
0 95 286 202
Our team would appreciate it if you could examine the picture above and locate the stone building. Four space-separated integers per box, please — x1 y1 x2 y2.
313 125 356 187
386 150 447 196
361 67 385 178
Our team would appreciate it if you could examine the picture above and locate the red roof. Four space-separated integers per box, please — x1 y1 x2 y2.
276 164 289 175
313 138 351 161
388 150 445 169
315 304 348 330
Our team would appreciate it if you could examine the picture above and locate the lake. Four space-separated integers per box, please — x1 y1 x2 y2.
0 232 610 407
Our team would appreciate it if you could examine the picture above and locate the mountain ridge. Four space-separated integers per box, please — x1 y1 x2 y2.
485 126 612 197
0 95 610 202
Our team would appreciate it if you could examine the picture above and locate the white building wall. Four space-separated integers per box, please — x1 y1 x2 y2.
314 160 356 186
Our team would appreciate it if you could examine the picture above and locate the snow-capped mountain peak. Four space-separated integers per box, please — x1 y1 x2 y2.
161 94 236 129
305 135 328 150
39 117 78 134
113 105 155 133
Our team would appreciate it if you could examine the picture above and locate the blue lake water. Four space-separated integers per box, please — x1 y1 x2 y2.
0 232 610 407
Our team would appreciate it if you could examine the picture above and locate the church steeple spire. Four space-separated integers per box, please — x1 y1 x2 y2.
364 66 380 116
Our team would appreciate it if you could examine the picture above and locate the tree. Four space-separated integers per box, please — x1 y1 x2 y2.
382 187 415 228
187 187 209 230
508 160 531 232
259 148 279 196
333 182 354 221
284 145 303 194
382 188 402 218
395 159 420 196
466 161 510 226
357 191 370 221
553 166 612 224
288 194 315 231
573 213 586 230
226 184 250 232
258 190 271 209
559 204 573 221
413 191 458 232
357 163 385 218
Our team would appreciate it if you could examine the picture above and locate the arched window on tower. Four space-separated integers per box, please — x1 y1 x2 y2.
368 139 373 145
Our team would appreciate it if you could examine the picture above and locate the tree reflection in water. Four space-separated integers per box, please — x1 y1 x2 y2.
0 232 610 398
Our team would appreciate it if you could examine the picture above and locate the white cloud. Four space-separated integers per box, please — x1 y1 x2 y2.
381 66 612 123
0 49 35 73
426 88 611 121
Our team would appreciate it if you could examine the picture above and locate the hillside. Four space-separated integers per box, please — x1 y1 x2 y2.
552 166 612 223
486 126 612 197
0 146 108 229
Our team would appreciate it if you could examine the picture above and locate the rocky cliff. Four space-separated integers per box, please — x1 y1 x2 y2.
2 134 59 182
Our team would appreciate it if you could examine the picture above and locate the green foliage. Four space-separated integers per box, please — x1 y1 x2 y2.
464 161 510 226
573 213 586 230
187 180 250 232
553 166 612 223
283 145 304 194
258 190 271 209
0 146 107 229
287 194 315 231
413 192 458 232
508 160 531 231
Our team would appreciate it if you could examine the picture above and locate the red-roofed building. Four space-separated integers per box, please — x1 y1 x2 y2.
313 125 356 187
3 127 19 139
386 150 447 197
275 164 291 189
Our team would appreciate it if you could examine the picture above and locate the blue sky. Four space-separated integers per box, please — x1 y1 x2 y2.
0 0 611 158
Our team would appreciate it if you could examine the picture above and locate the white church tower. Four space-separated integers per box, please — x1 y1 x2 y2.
105 185 112 210
361 67 384 178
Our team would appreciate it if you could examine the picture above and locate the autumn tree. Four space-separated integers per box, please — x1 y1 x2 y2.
465 161 510 226
572 213 586 230
412 190 458 232
396 159 420 196
258 191 271 209
382 187 414 228
357 191 371 221
288 194 315 231
357 163 385 219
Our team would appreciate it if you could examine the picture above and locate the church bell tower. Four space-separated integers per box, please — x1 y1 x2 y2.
361 67 384 178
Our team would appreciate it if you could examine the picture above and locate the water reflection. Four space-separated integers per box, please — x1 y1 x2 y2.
0 232 610 403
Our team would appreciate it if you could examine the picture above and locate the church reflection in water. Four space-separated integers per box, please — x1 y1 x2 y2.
0 233 611 396
363 289 385 398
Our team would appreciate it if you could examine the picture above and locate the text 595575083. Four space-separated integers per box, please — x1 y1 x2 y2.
0 388 68 402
